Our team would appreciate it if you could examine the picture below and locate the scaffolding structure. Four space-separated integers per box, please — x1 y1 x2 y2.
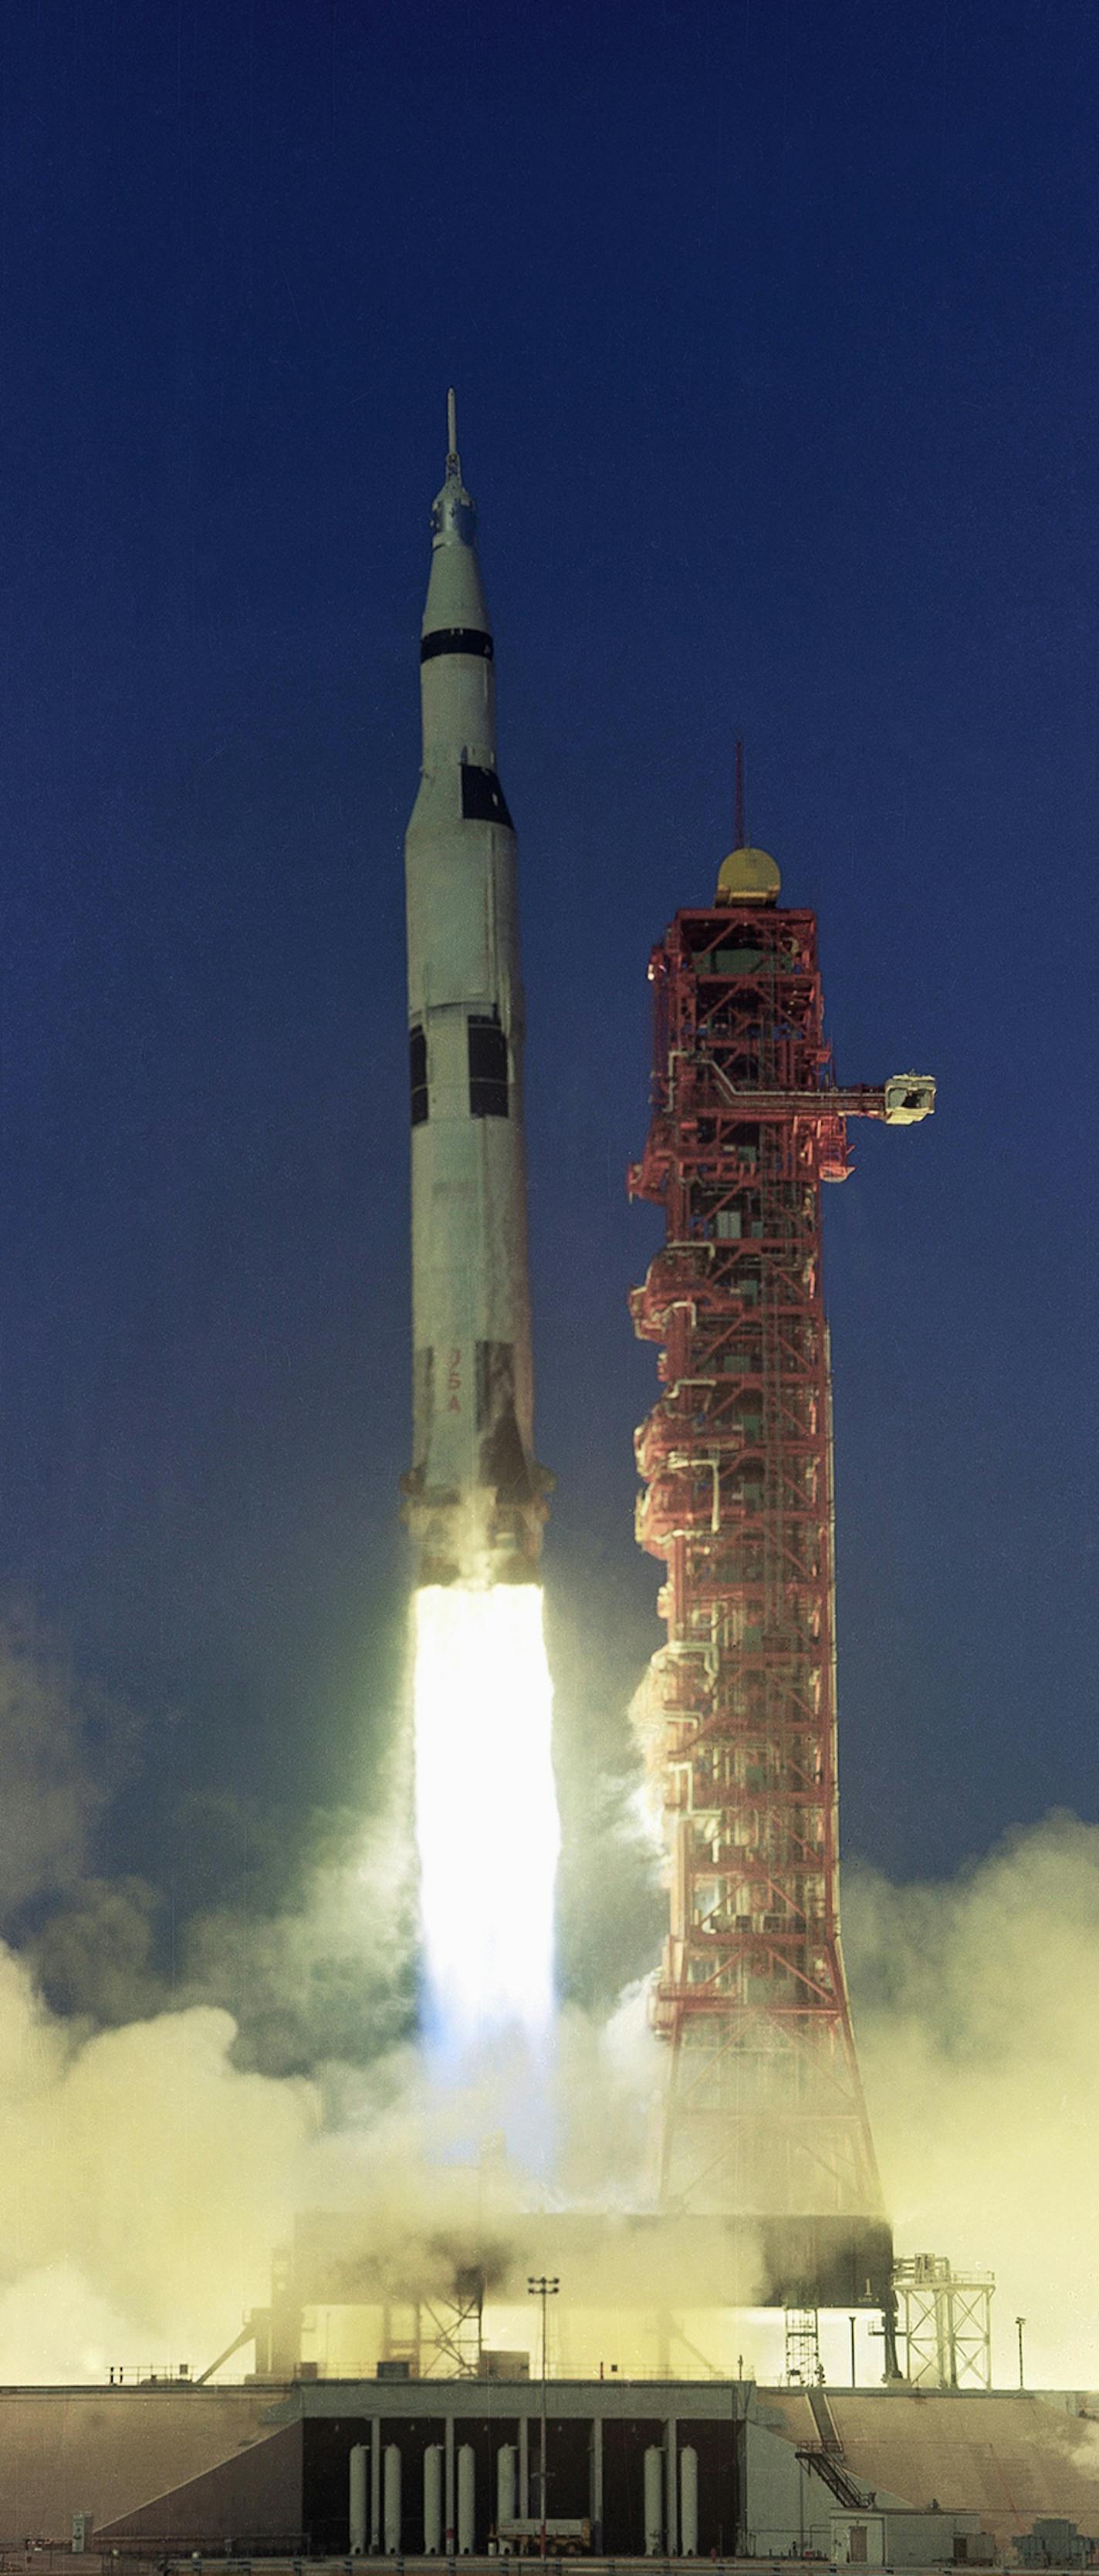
629 878 932 2250
784 2306 823 2387
894 2254 996 2390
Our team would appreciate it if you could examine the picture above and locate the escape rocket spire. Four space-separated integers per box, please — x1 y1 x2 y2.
401 397 551 1585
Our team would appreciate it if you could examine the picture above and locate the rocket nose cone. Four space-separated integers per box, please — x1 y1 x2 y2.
419 398 491 640
432 389 476 546
423 449 490 635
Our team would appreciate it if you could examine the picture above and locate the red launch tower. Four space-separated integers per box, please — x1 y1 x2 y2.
629 832 932 2302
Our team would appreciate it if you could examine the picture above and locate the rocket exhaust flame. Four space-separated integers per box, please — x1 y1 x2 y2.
413 1582 560 2057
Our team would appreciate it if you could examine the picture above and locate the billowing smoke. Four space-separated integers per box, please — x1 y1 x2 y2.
845 1811 1099 2387
0 1946 321 2378
0 1615 1095 2385
550 1585 666 2012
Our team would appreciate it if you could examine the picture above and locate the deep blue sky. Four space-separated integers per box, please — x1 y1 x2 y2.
0 0 1094 1954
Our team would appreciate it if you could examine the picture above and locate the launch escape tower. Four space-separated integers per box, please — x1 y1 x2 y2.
629 825 933 2302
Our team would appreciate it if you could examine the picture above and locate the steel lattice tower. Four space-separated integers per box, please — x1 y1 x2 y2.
629 834 932 2302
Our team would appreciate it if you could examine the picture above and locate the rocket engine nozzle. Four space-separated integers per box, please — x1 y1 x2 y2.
401 1478 551 1591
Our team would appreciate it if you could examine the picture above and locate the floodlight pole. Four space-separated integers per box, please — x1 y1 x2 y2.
528 2276 560 2558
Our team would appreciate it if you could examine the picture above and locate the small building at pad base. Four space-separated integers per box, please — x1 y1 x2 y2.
0 2382 1096 2561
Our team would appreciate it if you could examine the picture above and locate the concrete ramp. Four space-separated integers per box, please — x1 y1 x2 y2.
763 2389 1099 2551
0 2385 294 2542
96 2421 303 2547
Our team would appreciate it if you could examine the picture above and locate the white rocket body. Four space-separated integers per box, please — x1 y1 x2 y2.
402 414 550 1584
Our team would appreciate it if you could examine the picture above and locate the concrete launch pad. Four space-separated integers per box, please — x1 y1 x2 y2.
2 2379 1096 2561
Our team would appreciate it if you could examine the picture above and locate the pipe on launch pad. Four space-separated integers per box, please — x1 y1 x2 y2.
457 2442 475 2556
424 2443 444 2556
383 2443 401 2555
348 2443 367 2557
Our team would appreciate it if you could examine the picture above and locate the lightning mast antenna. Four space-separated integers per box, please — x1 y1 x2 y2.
734 738 746 849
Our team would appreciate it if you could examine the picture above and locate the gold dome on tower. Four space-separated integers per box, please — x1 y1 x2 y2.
715 843 781 905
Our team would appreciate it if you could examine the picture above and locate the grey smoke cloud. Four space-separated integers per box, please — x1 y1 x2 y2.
33 1875 162 2026
548 1588 666 2013
182 1801 418 2075
0 1614 111 1920
22 1640 418 2075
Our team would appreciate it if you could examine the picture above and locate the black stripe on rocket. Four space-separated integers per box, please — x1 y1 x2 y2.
420 627 495 662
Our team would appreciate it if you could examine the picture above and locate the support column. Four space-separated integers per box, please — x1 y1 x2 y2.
349 2445 367 2557
497 2445 517 2537
445 2414 455 2554
370 2420 381 2554
457 2445 475 2556
590 2412 604 2548
519 2412 529 2519
680 2446 698 2557
384 2446 402 2556
644 2448 664 2557
425 2446 444 2556
666 2417 678 2556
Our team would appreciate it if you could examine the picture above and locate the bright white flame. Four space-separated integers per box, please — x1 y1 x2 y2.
413 1583 560 2057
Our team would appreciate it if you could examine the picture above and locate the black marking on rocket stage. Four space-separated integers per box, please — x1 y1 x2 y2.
420 626 494 661
461 763 513 828
468 1012 509 1117
409 1026 428 1126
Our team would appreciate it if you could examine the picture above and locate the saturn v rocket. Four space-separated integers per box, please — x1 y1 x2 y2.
401 397 551 1585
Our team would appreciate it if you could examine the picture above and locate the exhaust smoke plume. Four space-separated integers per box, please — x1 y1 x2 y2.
0 1944 321 2379
0 1619 1095 2385
846 1811 1099 2386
